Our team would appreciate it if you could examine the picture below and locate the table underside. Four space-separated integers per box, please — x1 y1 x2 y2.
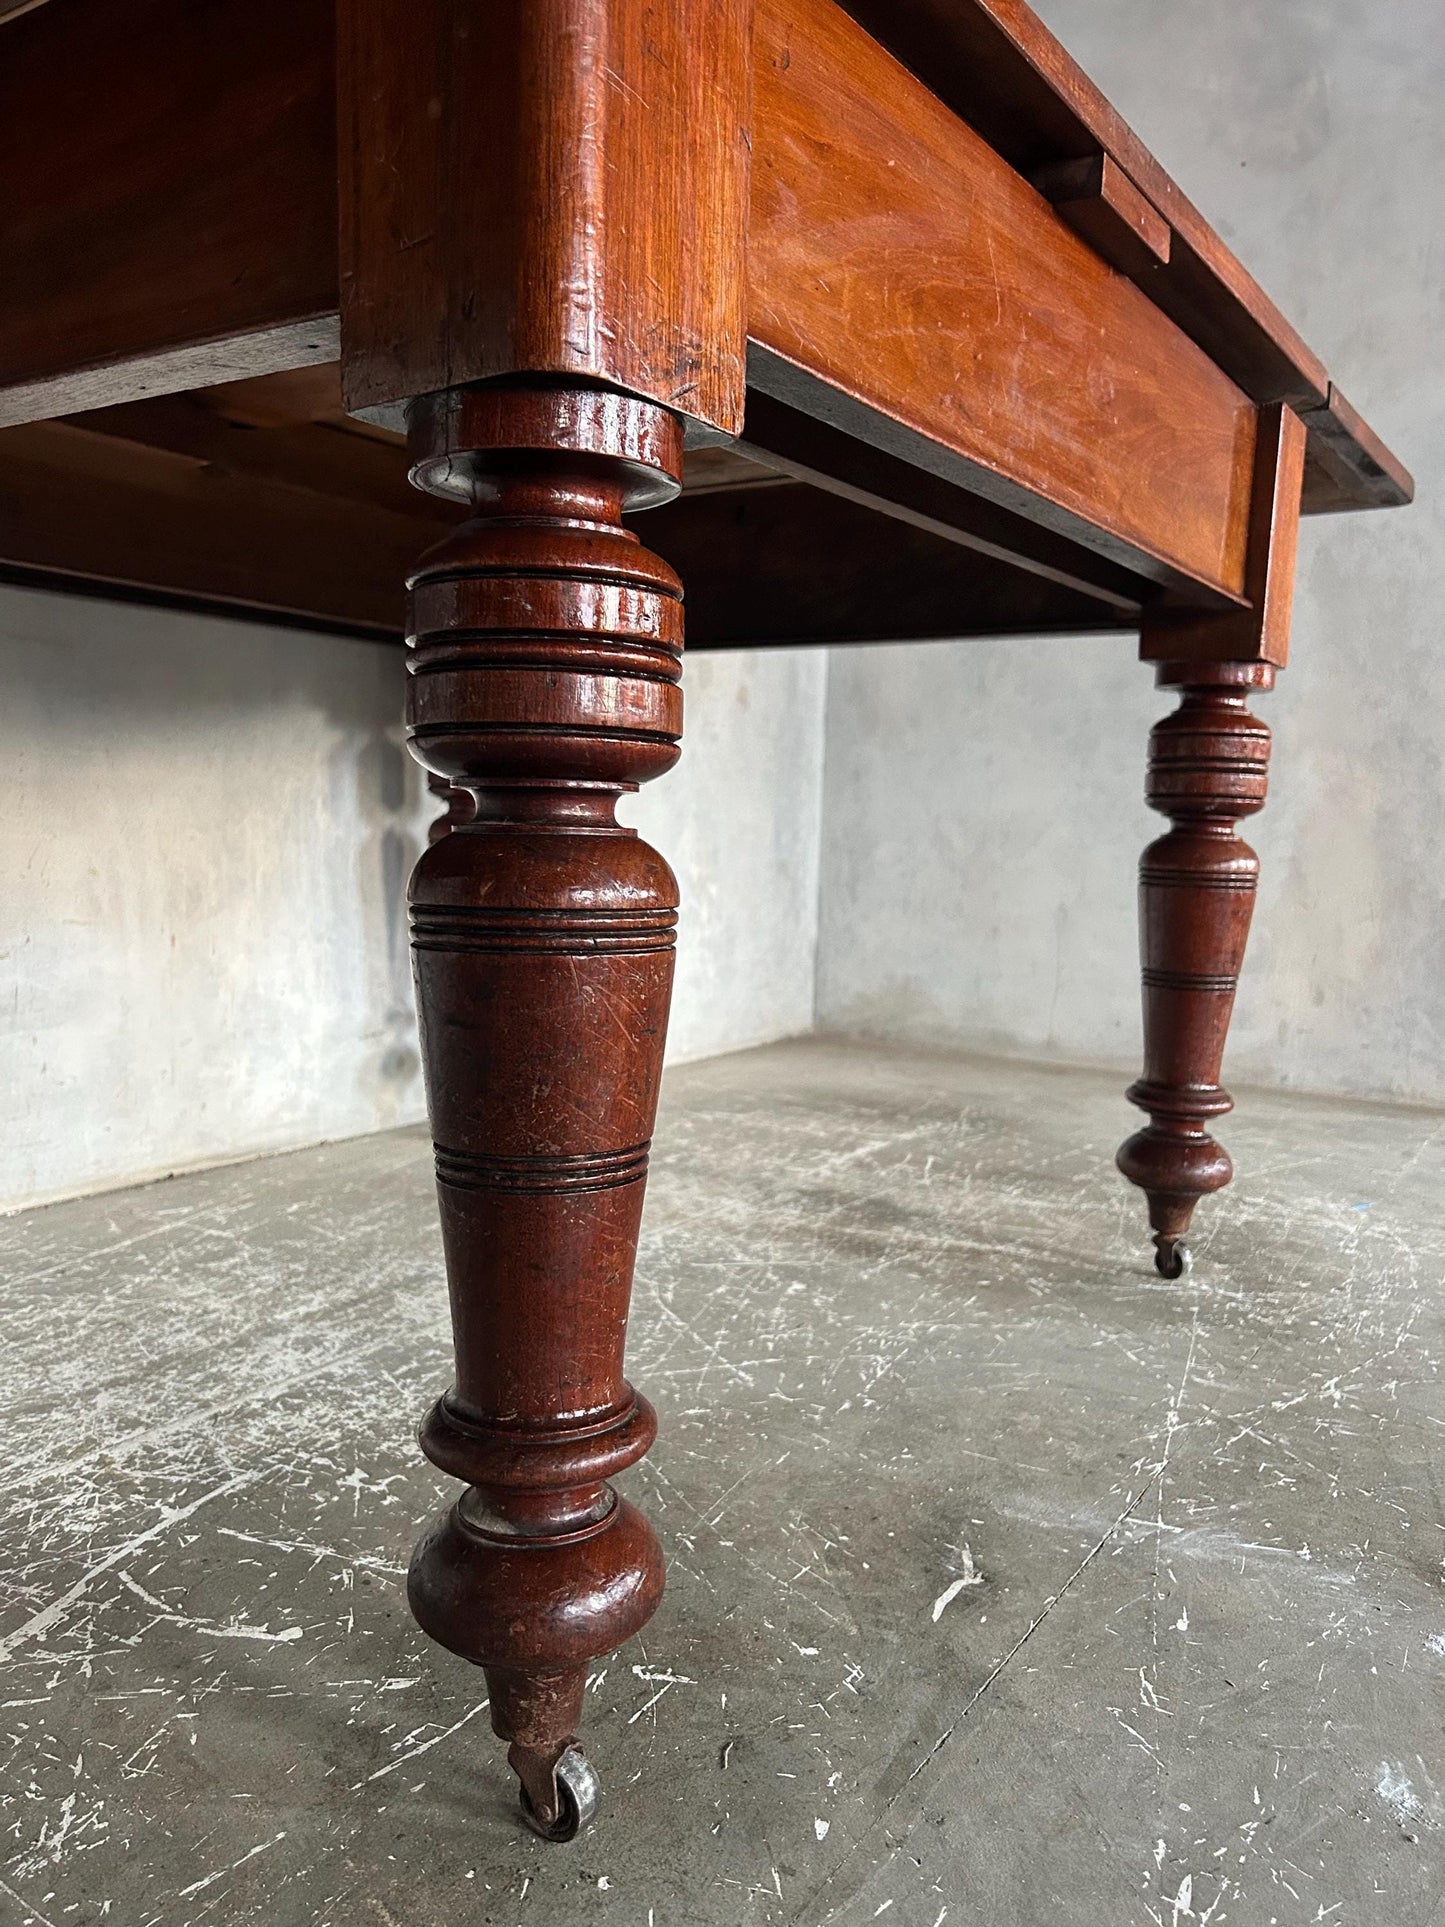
0 364 1156 647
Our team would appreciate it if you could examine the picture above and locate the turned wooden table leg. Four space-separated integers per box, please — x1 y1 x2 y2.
1117 660 1273 1277
401 382 683 1837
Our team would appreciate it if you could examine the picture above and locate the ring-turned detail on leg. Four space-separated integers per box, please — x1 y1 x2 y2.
1117 660 1273 1277
425 770 475 843
402 382 684 1834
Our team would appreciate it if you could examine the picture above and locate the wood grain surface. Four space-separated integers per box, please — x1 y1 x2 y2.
1143 404 1307 667
749 0 1259 596
399 383 687 1823
0 0 337 425
337 0 752 432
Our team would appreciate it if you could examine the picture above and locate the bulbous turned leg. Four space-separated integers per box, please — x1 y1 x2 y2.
1117 661 1273 1276
401 383 685 1833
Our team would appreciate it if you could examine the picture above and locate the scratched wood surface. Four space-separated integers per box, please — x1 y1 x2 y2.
837 0 1330 411
337 0 752 430
748 0 1259 599
1 1041 1439 1922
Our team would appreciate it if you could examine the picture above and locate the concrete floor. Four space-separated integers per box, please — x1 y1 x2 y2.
0 1040 1441 1927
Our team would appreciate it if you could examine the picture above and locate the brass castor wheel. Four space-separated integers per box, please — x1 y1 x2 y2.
518 1745 599 1842
1153 1238 1193 1280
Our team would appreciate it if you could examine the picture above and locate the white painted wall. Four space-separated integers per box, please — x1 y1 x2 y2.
816 0 1445 1107
0 585 825 1211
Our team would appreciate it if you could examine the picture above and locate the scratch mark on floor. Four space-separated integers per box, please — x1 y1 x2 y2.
0 1474 260 1666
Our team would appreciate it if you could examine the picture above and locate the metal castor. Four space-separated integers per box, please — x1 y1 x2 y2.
1153 1237 1193 1280
518 1745 600 1843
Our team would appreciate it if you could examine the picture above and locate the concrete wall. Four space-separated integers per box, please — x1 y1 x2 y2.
0 585 825 1211
627 646 826 1065
816 0 1445 1107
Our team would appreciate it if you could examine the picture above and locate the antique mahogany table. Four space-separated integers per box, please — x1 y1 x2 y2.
0 0 1412 1841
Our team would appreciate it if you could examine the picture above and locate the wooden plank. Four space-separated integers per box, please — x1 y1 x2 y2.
0 420 439 634
197 364 394 437
838 0 1326 405
677 445 792 494
1033 153 1171 279
64 396 428 522
0 0 338 428
59 365 785 507
837 0 1412 514
337 0 753 432
648 482 1131 645
1142 404 1307 668
1300 384 1415 514
738 390 1151 614
750 0 1258 598
0 323 342 435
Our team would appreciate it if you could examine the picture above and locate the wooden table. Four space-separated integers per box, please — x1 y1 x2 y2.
0 0 1411 1841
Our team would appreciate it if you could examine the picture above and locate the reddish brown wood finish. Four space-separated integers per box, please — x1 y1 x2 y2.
1033 152 1171 281
337 0 753 433
832 2 1410 517
1117 661 1273 1276
0 1 1409 523
426 772 475 843
737 389 1151 613
652 480 1132 644
838 4 1320 398
1143 404 1308 669
1120 412 1304 1270
0 372 1141 644
1299 384 1413 516
749 0 1259 599
0 413 434 637
0 0 1418 1840
401 384 682 1828
0 0 338 426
